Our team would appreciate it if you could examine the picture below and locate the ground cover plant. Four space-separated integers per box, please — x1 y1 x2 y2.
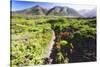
11 14 96 66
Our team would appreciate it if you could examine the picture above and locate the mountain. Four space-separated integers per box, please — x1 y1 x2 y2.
46 6 82 17
79 8 96 18
79 9 90 15
13 5 48 15
12 5 82 17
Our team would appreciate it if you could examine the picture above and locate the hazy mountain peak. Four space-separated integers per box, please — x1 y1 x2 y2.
79 8 96 18
34 5 41 7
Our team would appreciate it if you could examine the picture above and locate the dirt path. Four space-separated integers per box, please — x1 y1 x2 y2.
44 30 55 58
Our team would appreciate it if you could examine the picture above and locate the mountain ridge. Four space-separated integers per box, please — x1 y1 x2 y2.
79 8 96 18
13 5 96 18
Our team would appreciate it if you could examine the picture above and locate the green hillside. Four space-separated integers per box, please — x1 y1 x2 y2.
11 14 96 66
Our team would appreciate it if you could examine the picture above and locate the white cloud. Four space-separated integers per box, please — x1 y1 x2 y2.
58 4 96 11
14 0 97 11
16 0 97 5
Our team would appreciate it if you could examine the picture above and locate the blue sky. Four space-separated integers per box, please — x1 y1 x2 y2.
11 1 55 11
11 0 96 11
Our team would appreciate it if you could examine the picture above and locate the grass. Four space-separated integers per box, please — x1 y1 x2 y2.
11 14 96 66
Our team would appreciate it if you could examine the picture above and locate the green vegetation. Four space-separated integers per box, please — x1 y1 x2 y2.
11 14 96 66
47 17 96 64
60 40 68 46
11 15 52 66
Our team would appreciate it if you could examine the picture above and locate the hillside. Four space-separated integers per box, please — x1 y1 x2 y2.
12 5 82 17
47 6 82 17
79 8 96 18
13 5 48 15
